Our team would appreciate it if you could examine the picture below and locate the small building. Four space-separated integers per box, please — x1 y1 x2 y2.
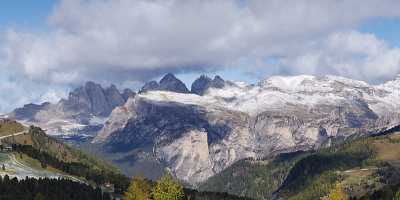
100 182 115 194
100 182 123 200
0 144 13 152
3 146 12 152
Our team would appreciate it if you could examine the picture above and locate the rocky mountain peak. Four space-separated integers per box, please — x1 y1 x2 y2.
84 81 100 89
140 73 190 93
140 81 160 93
122 88 136 101
191 75 212 95
9 102 51 120
191 75 226 95
61 81 131 117
159 73 190 93
159 73 178 83
212 75 225 88
105 84 125 109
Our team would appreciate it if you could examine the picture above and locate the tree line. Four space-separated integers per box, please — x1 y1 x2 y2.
12 144 130 194
0 175 110 200
123 174 252 200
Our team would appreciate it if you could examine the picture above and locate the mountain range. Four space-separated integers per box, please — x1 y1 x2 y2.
8 81 135 137
6 73 400 186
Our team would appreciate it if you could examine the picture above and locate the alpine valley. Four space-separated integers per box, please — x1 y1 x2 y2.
6 73 400 199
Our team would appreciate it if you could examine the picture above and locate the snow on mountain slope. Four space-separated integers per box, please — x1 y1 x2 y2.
99 74 400 148
139 75 400 117
95 74 400 184
8 82 135 138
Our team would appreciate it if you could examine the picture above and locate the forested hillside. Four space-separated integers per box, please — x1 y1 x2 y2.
200 128 400 200
1 125 130 193
0 119 24 136
0 120 251 199
199 151 309 200
0 175 109 200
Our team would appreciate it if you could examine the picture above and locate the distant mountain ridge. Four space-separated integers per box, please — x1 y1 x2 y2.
191 75 226 95
93 73 400 185
7 73 400 186
8 81 136 136
140 73 190 94
60 81 132 117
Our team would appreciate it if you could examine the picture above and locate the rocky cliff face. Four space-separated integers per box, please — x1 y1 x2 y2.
122 88 136 101
60 82 130 117
95 74 400 185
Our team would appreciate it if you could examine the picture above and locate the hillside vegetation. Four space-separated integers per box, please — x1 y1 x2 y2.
0 119 25 136
2 125 130 194
200 129 400 200
199 151 309 200
0 120 251 199
0 175 109 200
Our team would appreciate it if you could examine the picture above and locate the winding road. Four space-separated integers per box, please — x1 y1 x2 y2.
0 130 85 183
0 131 26 139
0 130 27 140
0 153 85 183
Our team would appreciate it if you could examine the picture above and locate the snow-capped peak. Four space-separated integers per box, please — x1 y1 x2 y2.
379 74 400 91
259 75 315 91
259 74 371 93
127 73 400 118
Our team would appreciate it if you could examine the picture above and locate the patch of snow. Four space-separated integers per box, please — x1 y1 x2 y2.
140 91 219 108
260 75 315 91
138 74 400 117
89 116 108 126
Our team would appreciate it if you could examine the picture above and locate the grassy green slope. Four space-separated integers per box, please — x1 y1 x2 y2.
278 137 376 200
2 125 130 193
199 151 309 200
201 128 400 200
0 119 24 136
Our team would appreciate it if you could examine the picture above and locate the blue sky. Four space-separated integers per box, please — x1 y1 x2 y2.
1 0 400 113
0 1 56 30
360 18 400 48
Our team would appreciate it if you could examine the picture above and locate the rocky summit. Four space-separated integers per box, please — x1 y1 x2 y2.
191 75 226 95
61 81 124 117
8 81 135 136
140 73 190 93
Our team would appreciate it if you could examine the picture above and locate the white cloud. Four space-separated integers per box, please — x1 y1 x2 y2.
0 73 68 113
279 31 400 82
1 0 400 112
3 0 400 82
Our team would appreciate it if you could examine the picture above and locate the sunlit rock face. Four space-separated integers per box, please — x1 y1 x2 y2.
96 74 400 185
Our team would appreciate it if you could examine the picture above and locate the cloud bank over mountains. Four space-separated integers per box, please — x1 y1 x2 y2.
1 0 400 112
